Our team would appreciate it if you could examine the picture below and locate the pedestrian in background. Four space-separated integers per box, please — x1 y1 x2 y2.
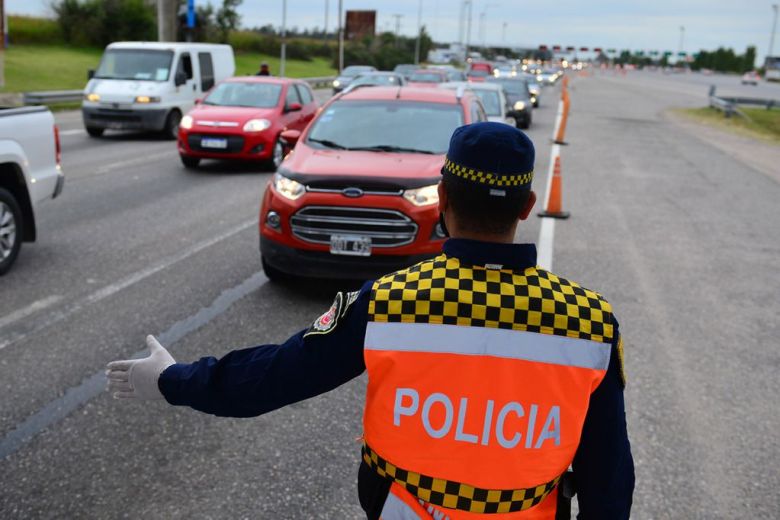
257 61 271 76
107 122 634 519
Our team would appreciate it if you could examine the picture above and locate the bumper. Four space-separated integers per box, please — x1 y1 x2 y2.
178 130 275 161
260 235 437 280
53 167 65 199
82 106 168 131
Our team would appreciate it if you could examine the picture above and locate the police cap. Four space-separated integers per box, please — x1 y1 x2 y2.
442 122 535 197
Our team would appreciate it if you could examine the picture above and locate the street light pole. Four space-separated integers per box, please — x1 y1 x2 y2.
414 0 423 64
465 0 472 59
338 0 344 73
280 0 287 77
678 25 685 61
770 4 779 58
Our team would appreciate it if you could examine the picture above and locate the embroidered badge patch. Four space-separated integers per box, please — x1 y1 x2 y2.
304 291 360 337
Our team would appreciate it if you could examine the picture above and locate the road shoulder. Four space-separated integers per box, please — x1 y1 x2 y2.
664 109 780 184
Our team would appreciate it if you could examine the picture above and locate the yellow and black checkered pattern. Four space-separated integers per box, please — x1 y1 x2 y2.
443 157 534 187
363 443 559 514
369 255 614 344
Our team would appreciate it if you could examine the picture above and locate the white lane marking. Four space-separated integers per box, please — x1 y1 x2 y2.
95 151 173 175
537 218 555 271
0 269 269 459
0 218 255 351
0 296 63 330
59 129 85 136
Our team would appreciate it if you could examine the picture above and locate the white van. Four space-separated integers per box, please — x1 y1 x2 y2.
82 42 235 139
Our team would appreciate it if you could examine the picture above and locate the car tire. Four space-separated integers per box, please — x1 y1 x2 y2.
519 115 531 129
180 155 200 169
262 256 289 283
86 126 104 137
162 110 182 140
266 136 285 171
0 187 23 276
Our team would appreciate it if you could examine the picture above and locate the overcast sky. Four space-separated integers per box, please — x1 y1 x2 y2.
7 0 777 63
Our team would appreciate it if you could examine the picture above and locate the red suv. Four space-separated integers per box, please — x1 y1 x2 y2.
259 86 487 280
177 77 318 169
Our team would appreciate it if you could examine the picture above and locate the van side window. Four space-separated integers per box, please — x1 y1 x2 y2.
285 84 301 107
198 53 215 91
470 101 486 122
177 53 193 80
295 84 313 105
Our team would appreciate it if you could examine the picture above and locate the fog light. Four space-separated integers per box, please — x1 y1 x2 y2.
266 211 281 229
433 222 447 239
250 144 266 154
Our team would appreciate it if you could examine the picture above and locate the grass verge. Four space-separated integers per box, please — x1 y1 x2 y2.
1 44 336 94
675 107 780 144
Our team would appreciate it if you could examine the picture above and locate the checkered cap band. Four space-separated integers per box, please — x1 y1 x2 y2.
443 157 534 187
369 255 614 344
363 443 560 514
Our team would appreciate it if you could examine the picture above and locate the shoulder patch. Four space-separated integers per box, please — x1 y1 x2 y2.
617 335 627 388
304 291 360 337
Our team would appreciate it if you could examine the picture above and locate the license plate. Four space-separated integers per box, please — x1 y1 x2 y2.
330 234 372 257
201 137 228 149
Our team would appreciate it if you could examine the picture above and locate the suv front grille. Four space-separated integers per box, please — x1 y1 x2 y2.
290 206 418 248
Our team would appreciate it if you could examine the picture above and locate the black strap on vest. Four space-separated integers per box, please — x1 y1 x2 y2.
362 443 561 514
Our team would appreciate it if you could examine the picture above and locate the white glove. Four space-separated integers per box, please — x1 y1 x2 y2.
106 335 175 400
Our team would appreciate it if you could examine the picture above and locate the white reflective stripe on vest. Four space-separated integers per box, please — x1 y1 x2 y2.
380 489 430 519
365 322 611 371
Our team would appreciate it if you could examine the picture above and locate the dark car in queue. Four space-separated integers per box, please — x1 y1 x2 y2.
342 71 407 93
177 77 318 169
406 69 449 87
487 77 533 129
258 87 488 280
332 65 377 94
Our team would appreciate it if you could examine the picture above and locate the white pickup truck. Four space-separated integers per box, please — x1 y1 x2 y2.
0 106 64 275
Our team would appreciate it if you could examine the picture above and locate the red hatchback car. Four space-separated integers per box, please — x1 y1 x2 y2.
177 77 318 169
259 86 488 280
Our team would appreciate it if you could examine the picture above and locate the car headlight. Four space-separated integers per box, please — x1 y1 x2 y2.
333 79 341 87
537 75 543 82
514 101 526 111
135 95 161 103
180 115 193 130
403 184 439 206
273 172 305 200
84 93 100 102
243 119 272 132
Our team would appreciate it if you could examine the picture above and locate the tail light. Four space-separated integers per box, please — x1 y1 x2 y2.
54 125 62 167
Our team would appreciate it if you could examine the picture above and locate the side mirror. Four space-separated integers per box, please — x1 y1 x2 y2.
280 129 302 150
87 69 95 80
175 71 187 87
285 102 302 113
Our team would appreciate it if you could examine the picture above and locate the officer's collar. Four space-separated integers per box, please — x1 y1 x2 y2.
442 238 537 270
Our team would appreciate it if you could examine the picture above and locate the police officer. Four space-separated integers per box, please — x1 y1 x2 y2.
256 61 271 76
107 122 634 519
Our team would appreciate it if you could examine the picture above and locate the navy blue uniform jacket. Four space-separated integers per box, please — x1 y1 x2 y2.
159 239 635 519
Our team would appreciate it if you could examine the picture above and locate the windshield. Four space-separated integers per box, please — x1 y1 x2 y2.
94 49 174 81
447 71 467 81
473 90 502 116
467 69 490 77
342 66 373 77
307 100 463 154
489 79 528 96
353 75 401 86
409 72 443 82
203 82 282 108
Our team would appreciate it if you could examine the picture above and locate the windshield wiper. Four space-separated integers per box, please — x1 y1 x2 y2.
308 138 348 150
347 144 436 154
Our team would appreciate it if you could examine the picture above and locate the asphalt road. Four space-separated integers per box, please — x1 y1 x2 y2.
1 73 779 519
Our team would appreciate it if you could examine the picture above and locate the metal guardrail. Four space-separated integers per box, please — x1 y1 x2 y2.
22 76 336 106
708 85 778 118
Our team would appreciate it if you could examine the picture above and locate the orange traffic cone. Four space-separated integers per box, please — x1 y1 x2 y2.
538 156 570 219
554 97 569 145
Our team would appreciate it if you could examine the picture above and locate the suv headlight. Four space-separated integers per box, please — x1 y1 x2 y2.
333 79 341 87
180 115 193 130
243 119 272 132
273 172 305 200
403 184 439 206
514 101 526 111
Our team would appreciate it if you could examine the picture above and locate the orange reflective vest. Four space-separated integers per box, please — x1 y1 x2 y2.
362 254 614 519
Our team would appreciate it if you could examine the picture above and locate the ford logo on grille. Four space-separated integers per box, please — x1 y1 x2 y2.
342 187 364 198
